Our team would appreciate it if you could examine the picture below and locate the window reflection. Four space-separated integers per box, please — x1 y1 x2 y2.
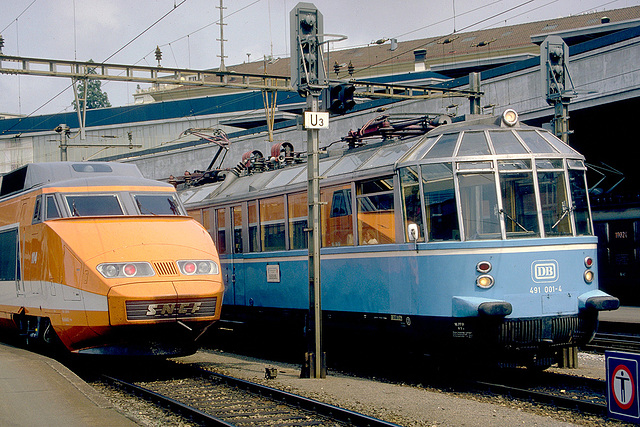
400 167 424 242
421 163 459 241
357 177 395 245
459 173 500 240
538 171 572 236
260 196 286 251
288 192 308 250
321 184 353 247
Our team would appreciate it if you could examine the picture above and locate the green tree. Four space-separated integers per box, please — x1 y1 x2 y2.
72 59 111 111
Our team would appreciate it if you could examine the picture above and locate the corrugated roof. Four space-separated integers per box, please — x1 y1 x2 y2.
224 5 640 79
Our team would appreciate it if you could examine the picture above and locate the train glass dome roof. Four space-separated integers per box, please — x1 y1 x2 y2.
397 119 582 167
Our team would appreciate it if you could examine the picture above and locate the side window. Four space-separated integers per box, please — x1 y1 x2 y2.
45 195 61 220
400 167 424 242
288 192 308 250
233 205 243 253
356 177 395 245
32 196 43 224
321 184 353 247
201 208 212 239
260 196 285 251
248 201 260 252
216 208 227 254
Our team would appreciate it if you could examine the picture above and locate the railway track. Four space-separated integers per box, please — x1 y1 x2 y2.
584 331 640 353
467 369 608 417
102 364 399 427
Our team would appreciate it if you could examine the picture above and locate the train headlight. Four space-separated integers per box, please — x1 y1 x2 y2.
502 109 518 126
97 262 154 278
584 270 594 284
177 260 219 275
476 274 495 289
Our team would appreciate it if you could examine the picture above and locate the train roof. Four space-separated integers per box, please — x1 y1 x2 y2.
180 112 585 207
0 162 154 198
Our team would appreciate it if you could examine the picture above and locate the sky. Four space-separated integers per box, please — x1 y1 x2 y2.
1 0 639 117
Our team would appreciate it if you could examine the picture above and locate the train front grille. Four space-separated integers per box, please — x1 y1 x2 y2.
125 297 217 320
499 315 582 346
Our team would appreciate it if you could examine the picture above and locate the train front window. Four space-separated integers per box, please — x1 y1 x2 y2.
499 166 540 238
134 194 183 215
458 172 500 240
569 168 593 236
537 170 572 237
421 163 459 241
65 194 123 216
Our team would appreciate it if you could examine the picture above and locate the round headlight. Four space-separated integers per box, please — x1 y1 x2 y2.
502 109 518 126
476 274 495 289
584 270 594 284
197 261 212 274
104 265 118 277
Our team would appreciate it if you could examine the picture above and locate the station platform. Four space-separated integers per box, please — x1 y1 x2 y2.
0 342 136 426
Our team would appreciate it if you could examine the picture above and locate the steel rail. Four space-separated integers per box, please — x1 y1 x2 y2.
196 367 400 427
102 374 235 426
103 368 401 427
472 380 607 416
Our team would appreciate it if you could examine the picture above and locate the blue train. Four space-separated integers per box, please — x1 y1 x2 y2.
179 110 619 368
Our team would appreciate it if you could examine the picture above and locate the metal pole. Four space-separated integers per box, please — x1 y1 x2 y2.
305 92 325 378
469 72 481 115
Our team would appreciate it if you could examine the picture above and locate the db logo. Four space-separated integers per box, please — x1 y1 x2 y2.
531 260 558 283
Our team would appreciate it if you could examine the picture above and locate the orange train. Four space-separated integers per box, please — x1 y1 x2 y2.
0 162 223 356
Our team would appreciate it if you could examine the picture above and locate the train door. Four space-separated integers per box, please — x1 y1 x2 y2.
230 205 245 307
0 226 21 298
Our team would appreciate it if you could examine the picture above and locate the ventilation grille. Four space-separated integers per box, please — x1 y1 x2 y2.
153 261 179 276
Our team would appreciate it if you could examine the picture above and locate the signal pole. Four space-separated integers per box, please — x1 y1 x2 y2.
291 2 326 379
541 35 573 144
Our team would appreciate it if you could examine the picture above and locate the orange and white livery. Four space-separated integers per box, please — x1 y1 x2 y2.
0 162 223 356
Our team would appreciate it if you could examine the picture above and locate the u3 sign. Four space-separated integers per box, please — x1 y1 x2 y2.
304 111 330 129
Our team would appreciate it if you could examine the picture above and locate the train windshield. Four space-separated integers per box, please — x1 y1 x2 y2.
66 194 124 216
60 192 185 217
134 194 183 215
398 126 593 241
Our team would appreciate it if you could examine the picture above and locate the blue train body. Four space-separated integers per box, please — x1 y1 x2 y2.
180 110 618 366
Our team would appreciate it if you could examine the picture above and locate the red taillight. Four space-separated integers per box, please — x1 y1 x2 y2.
477 261 492 273
585 257 594 268
183 262 197 275
123 263 137 277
